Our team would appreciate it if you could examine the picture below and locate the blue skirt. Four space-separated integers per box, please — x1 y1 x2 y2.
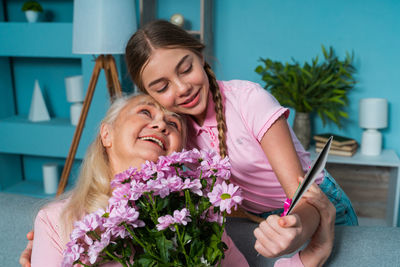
253 170 359 226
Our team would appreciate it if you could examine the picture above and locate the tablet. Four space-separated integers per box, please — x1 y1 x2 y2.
286 136 333 215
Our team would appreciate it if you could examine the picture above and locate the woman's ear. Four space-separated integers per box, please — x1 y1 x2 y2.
100 123 113 148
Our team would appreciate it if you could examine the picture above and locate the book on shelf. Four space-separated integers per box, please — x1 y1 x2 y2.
315 141 357 152
314 133 358 157
315 146 357 157
313 133 357 147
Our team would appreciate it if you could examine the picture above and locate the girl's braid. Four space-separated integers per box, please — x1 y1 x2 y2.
204 62 228 158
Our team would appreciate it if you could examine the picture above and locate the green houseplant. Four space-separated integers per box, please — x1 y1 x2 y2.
255 45 356 149
22 1 43 23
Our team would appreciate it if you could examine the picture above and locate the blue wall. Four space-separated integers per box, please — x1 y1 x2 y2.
210 0 400 155
2 0 399 196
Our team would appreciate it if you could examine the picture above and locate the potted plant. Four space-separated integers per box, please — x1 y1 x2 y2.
21 1 43 23
255 45 356 150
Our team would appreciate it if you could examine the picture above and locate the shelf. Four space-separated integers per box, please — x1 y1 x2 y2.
187 30 201 35
0 22 80 58
2 180 74 199
308 146 400 167
0 115 85 159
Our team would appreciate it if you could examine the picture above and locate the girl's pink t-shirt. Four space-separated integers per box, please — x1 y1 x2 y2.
186 80 324 213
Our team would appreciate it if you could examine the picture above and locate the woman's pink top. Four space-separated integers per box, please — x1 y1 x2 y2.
186 80 324 213
31 199 249 267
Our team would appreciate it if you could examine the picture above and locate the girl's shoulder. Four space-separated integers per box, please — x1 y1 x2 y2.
218 80 273 100
218 79 264 92
218 79 277 105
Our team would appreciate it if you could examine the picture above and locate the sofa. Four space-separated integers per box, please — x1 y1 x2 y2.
1 192 399 266
226 217 400 266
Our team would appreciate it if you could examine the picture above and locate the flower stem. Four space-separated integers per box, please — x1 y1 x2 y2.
123 222 164 263
104 250 129 267
76 261 91 267
174 224 190 265
145 192 159 222
184 190 194 215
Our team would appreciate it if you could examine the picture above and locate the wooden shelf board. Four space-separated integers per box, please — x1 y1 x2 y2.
0 115 85 159
0 22 80 58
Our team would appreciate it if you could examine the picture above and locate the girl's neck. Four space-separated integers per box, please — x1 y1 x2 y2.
191 111 207 126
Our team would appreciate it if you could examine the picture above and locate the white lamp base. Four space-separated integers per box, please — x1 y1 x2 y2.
361 129 382 156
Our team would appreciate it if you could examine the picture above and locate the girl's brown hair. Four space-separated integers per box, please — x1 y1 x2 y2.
125 20 228 157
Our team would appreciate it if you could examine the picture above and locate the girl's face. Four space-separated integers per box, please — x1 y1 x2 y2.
141 48 210 125
101 96 185 174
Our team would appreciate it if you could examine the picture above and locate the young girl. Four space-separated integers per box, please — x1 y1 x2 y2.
124 19 357 257
29 94 248 266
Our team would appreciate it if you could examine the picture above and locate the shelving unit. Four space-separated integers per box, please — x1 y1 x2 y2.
0 0 111 198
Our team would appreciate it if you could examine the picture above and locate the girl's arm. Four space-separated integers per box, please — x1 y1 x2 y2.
258 115 320 256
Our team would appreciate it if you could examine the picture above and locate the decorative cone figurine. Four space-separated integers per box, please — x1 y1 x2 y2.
28 80 50 122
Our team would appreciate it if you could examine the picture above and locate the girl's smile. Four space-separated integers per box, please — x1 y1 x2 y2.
179 89 201 108
141 48 210 125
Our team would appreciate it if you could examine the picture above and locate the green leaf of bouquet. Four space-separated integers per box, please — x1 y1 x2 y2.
133 254 157 267
189 239 205 259
155 235 173 262
156 197 169 211
211 222 223 234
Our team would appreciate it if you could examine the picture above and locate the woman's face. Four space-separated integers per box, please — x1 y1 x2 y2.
101 95 185 174
141 48 210 125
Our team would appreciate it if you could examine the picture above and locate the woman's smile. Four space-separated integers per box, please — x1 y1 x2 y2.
138 134 166 151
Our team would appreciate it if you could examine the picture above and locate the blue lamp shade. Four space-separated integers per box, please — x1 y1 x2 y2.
73 0 137 55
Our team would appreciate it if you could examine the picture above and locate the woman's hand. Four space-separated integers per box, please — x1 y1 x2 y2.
19 231 34 267
253 213 305 257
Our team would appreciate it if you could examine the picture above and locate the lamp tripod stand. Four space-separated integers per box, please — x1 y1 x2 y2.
56 55 122 196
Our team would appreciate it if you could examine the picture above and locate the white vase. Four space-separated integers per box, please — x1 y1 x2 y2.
70 102 83 126
25 11 40 23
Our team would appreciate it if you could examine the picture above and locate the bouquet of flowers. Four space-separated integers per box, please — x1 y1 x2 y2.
62 149 243 267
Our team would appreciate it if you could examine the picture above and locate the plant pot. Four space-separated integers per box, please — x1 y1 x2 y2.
293 112 311 150
25 11 40 23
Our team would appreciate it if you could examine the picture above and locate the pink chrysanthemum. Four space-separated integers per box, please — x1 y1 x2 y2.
172 208 191 225
208 182 242 214
156 214 175 231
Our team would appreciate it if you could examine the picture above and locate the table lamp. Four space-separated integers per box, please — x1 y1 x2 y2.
57 0 137 195
359 98 388 156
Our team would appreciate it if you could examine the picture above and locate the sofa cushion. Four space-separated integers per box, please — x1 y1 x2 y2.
226 217 400 266
0 193 50 266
